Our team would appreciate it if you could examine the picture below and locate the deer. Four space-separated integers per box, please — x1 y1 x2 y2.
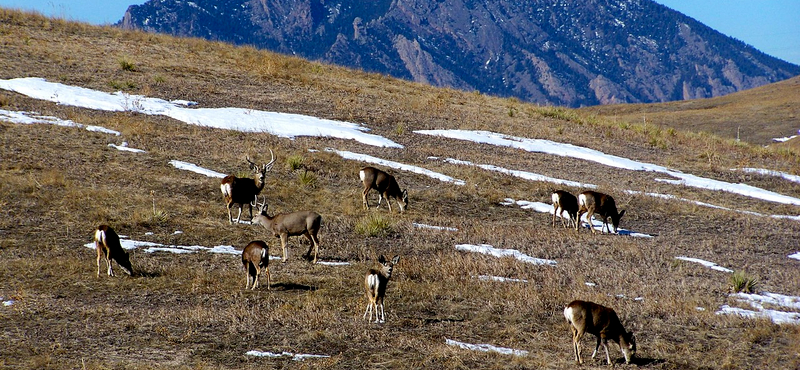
564 300 636 365
242 240 271 290
551 190 579 228
94 225 133 278
220 149 275 224
576 191 625 234
363 255 400 323
251 203 322 264
359 166 408 213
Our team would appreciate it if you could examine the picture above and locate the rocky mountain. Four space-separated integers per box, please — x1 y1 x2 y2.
118 0 800 107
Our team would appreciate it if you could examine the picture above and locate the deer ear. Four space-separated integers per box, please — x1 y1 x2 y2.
391 255 400 264
619 210 626 218
378 255 386 263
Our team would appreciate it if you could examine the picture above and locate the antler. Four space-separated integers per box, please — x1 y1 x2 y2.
264 148 276 172
245 156 258 171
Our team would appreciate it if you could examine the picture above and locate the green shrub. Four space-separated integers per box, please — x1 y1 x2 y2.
730 271 759 294
286 155 305 171
355 213 394 237
119 57 137 72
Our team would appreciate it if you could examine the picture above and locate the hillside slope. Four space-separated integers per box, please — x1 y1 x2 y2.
118 0 800 107
580 75 800 146
1 10 800 370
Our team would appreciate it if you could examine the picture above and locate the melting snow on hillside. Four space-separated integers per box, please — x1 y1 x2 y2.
675 256 733 273
0 77 401 148
717 292 800 325
246 350 330 361
445 338 529 357
1 108 121 135
417 129 800 206
456 244 557 266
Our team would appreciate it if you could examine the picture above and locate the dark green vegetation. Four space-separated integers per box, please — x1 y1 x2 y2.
1 9 799 369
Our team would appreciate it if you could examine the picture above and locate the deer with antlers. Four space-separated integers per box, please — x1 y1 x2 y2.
251 203 322 264
220 149 275 224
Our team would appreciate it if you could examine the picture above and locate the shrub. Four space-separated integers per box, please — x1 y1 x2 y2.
730 271 759 294
286 155 304 171
298 170 316 187
118 57 137 72
354 213 394 237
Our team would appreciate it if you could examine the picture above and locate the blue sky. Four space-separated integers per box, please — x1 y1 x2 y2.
0 0 798 65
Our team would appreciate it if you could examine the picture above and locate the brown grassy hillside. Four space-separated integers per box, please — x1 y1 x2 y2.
580 75 800 147
1 9 800 370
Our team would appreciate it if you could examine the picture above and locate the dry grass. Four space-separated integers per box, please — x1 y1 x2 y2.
2 9 800 370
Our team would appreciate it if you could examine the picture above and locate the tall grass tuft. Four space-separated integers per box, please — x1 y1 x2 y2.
355 213 394 237
730 271 759 294
286 155 304 171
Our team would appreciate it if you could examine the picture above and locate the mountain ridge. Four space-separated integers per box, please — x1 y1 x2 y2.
118 0 800 107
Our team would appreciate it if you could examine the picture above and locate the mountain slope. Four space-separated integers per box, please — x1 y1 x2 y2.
580 75 800 145
118 0 800 107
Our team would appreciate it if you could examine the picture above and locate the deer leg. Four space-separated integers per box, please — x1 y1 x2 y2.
303 233 319 264
552 205 558 227
378 301 385 323
591 335 601 359
226 203 234 224
245 265 250 289
573 327 584 364
234 205 244 224
362 188 370 209
363 299 373 321
376 192 384 209
576 210 585 231
602 339 612 365
265 265 271 290
280 234 289 263
96 243 102 278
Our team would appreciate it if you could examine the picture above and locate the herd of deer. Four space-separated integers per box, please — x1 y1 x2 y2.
91 151 636 364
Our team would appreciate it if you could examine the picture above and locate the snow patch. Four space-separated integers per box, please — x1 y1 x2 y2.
675 256 733 273
445 338 528 357
169 160 226 178
0 77 401 148
455 244 557 266
246 350 330 361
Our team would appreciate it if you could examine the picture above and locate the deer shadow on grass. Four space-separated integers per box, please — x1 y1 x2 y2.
269 282 317 292
631 357 665 366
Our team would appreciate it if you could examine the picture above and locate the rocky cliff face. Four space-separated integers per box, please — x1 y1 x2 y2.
119 0 800 107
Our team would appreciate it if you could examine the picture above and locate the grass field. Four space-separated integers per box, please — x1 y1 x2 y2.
1 9 799 369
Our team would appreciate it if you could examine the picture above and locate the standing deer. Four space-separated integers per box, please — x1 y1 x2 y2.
551 190 579 228
564 300 636 365
242 240 271 290
252 203 322 264
94 225 133 277
363 255 400 323
220 149 275 224
576 191 625 234
359 167 408 213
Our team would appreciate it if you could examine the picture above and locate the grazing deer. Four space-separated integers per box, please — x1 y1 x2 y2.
363 255 400 323
564 300 636 365
242 240 271 290
252 203 322 264
551 190 579 228
576 191 625 234
359 167 408 213
94 225 133 277
220 149 276 224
